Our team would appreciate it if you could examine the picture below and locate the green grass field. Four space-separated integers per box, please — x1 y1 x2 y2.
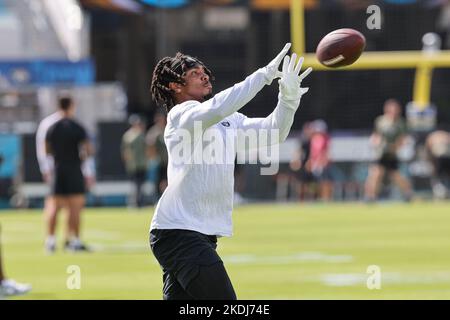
1 202 450 299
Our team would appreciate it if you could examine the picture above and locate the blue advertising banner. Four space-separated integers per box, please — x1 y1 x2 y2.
0 60 95 86
138 0 247 7
0 134 21 178
139 0 189 7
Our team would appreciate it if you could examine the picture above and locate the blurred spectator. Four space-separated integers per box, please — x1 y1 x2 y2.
425 130 450 199
146 111 168 198
290 122 315 201
364 99 413 202
45 96 94 252
36 106 63 253
122 114 148 208
37 95 95 253
307 120 334 201
0 224 31 297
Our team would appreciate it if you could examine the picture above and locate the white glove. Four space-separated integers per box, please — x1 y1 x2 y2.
279 53 313 101
263 43 292 85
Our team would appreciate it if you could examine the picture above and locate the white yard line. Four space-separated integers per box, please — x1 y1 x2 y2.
320 272 450 287
223 252 353 265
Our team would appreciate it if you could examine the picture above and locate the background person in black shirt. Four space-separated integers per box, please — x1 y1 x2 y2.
45 96 94 252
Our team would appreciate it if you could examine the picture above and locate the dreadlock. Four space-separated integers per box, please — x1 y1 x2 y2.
151 52 214 112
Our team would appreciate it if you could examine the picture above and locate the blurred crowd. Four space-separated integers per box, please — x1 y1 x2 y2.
283 99 450 202
121 111 168 208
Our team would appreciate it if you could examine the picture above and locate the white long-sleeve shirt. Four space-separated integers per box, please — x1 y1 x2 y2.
150 68 302 237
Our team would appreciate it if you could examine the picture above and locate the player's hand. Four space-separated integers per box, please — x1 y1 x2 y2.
263 43 292 84
279 54 313 101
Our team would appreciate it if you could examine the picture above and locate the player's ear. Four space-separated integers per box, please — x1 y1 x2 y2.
169 82 182 94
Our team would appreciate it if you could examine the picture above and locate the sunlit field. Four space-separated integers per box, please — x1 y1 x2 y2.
2 202 450 300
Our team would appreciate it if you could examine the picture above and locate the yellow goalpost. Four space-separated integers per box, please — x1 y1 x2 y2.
290 0 450 110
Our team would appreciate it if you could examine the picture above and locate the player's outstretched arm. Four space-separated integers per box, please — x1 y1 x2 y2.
175 43 292 132
236 53 313 145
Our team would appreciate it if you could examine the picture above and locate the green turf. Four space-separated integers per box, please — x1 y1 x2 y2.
1 202 450 299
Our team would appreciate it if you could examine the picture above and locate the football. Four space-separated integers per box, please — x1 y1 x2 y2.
316 28 366 68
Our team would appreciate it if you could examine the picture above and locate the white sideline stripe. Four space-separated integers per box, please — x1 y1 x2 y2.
19 181 154 197
84 230 123 240
89 242 148 253
321 272 450 287
223 252 353 265
68 247 353 264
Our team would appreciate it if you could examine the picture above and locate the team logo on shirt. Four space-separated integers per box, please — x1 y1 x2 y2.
221 121 230 127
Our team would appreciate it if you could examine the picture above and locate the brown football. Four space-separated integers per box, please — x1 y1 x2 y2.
316 28 366 68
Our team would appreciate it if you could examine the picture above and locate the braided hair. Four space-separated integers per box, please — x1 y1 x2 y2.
151 52 214 112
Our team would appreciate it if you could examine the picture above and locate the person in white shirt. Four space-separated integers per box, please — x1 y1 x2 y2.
149 43 312 300
36 97 96 253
